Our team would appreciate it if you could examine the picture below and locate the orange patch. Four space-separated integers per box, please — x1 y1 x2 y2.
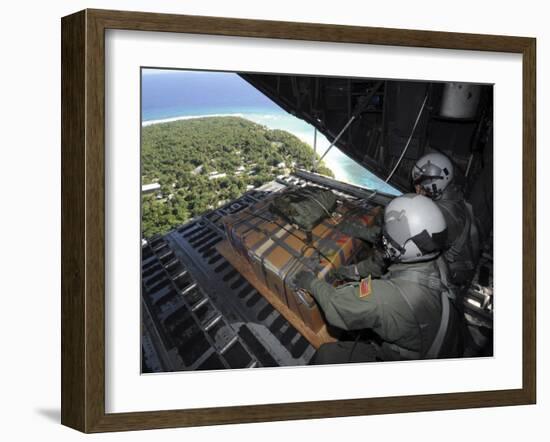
359 276 372 298
336 236 347 245
361 214 373 224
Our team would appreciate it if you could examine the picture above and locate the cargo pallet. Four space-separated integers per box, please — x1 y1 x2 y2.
218 240 337 349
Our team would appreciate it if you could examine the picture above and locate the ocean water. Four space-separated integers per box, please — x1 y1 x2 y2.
142 69 400 195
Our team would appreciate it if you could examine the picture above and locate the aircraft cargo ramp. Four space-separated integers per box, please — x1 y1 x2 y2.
141 171 493 372
141 172 386 372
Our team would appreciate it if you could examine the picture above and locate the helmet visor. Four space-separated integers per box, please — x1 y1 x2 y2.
411 163 444 185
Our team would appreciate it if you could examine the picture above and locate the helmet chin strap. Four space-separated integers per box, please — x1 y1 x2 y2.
391 238 415 262
383 246 398 261
385 236 440 263
382 236 403 261
416 182 443 200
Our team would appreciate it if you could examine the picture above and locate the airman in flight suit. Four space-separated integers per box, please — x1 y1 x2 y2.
412 152 479 287
339 152 480 287
293 194 464 363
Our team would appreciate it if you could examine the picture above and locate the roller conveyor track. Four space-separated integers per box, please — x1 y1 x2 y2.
142 172 494 370
142 175 352 372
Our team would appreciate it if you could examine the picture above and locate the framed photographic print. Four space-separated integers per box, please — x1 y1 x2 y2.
61 9 536 433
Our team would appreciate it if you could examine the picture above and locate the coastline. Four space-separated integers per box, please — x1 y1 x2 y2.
142 112 325 149
142 113 246 127
141 112 400 195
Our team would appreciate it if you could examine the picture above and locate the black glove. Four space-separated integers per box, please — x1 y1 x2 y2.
361 225 382 243
329 264 360 281
293 270 316 292
365 225 382 243
338 222 382 244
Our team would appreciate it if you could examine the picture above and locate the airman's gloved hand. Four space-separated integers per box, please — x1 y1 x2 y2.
293 270 316 292
338 223 382 244
361 225 382 243
329 264 361 281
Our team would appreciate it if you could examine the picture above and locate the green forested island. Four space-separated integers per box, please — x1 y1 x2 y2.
142 116 333 237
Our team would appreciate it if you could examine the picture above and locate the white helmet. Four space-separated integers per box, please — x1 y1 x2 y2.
411 152 454 198
383 194 447 263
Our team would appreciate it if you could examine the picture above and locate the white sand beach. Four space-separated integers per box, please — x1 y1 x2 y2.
142 113 246 127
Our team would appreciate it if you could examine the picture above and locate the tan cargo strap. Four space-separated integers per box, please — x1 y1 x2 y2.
239 218 318 272
242 209 336 266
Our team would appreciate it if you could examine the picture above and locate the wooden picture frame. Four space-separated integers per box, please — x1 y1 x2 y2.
61 8 536 433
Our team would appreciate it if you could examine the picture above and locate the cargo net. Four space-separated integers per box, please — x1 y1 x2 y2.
220 188 381 343
270 186 338 232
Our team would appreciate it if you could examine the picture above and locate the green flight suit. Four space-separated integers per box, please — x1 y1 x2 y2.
309 257 463 363
435 184 479 286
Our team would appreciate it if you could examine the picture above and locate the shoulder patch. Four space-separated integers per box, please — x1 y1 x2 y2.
358 275 372 298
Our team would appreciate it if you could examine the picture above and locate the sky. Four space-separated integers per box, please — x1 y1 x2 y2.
141 68 400 195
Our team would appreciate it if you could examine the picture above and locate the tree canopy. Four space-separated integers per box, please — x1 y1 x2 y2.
142 116 333 237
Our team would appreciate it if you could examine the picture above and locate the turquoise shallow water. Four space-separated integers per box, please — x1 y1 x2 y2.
234 112 400 195
142 70 400 195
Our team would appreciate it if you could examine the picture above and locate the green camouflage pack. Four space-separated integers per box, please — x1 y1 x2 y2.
270 186 337 231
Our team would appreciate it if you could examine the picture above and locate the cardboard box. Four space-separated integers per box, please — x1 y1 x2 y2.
222 193 379 333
